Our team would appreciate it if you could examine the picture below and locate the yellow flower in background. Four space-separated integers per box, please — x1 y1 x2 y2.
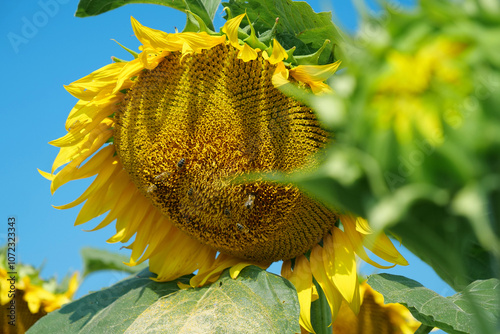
41 14 407 331
373 38 470 145
0 263 78 333
332 281 420 334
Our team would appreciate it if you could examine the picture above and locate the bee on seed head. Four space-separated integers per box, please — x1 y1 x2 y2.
146 183 157 194
153 171 170 182
244 194 255 209
177 158 186 169
236 223 248 232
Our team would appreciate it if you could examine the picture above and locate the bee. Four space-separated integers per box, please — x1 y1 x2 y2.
187 188 194 196
146 184 157 194
236 223 247 232
244 194 255 209
153 171 170 182
224 208 230 216
177 158 186 169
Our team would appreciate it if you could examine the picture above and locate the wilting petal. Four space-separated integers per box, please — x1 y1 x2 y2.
283 255 315 334
222 13 245 49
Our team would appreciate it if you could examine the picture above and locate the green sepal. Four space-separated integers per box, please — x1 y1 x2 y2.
184 10 217 34
223 6 233 20
112 56 126 63
111 39 138 58
242 13 269 50
257 17 279 46
294 39 331 65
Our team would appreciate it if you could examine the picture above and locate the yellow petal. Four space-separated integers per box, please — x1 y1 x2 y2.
368 232 409 266
128 213 174 265
271 62 291 89
51 121 112 173
38 169 54 181
289 61 341 93
131 16 184 51
237 43 258 62
179 32 226 53
268 39 288 65
189 253 241 287
309 243 343 322
283 255 315 334
81 173 134 228
150 229 215 282
229 262 254 279
65 273 79 298
54 158 118 210
342 215 397 269
177 282 191 290
113 58 144 94
49 107 113 148
222 13 245 49
65 62 125 100
353 216 372 235
323 228 359 312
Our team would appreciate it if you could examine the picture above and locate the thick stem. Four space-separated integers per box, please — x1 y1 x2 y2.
414 324 434 334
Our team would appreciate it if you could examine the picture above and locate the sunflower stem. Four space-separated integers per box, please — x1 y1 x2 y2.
310 278 331 334
414 324 434 334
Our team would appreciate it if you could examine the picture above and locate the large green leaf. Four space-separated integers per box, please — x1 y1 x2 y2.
80 247 148 278
75 0 220 31
367 274 500 334
222 0 345 64
28 266 300 333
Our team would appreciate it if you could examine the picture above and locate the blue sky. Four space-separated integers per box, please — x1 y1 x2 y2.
1 0 453 311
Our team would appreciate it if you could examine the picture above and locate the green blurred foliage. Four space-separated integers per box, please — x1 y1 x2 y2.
281 0 500 293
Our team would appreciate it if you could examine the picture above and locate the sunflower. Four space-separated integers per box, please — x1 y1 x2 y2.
373 38 470 145
0 253 78 333
41 14 408 332
332 281 420 334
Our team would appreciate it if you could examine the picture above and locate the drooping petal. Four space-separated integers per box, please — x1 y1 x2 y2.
179 32 226 53
282 256 315 334
323 228 361 314
65 62 126 100
238 43 258 61
290 61 341 93
268 39 288 64
310 243 343 322
222 13 245 49
112 58 144 94
131 16 184 51
367 232 409 266
342 214 397 269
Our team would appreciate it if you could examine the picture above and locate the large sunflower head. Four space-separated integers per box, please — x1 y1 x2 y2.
41 13 407 331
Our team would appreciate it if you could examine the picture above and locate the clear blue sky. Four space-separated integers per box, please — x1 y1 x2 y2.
1 0 453 312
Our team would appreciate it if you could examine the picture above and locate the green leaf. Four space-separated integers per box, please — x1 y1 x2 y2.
28 266 300 333
75 0 220 31
367 273 500 334
222 0 345 64
80 247 148 278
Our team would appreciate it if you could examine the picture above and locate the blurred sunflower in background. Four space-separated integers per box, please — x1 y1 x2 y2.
0 248 78 334
332 281 420 334
40 12 408 332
